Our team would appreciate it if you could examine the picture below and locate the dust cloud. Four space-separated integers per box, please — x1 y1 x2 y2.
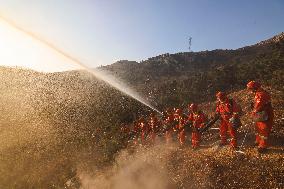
77 144 178 189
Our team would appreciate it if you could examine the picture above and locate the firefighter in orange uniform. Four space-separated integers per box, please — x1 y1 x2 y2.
138 117 149 145
120 123 130 135
148 112 161 144
174 108 186 146
187 103 207 149
164 108 175 144
131 120 140 145
215 92 242 149
247 81 274 153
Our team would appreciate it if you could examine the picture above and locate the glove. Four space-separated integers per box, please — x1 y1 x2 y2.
229 117 235 124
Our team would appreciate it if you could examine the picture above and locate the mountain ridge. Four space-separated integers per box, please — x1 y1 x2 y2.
104 32 284 67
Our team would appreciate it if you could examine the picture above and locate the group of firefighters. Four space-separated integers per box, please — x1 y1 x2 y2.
120 81 274 153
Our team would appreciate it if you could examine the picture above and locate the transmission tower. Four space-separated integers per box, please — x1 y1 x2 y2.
188 37 192 52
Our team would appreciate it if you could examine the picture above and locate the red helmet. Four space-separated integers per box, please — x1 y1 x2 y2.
189 103 198 111
247 81 261 90
175 108 182 115
216 91 227 101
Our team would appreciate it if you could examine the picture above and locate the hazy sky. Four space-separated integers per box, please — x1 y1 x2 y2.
0 0 283 72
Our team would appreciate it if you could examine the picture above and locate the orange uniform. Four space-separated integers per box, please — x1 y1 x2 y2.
175 115 186 145
253 88 274 148
174 109 186 146
188 111 207 148
149 115 161 143
216 98 241 148
132 121 140 145
164 113 175 143
138 118 149 144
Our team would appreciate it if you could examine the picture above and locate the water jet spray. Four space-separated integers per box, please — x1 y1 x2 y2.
0 15 162 115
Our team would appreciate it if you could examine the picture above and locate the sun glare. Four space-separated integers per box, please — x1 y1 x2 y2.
0 19 81 72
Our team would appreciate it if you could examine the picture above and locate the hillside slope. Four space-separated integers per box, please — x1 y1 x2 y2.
101 32 284 108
